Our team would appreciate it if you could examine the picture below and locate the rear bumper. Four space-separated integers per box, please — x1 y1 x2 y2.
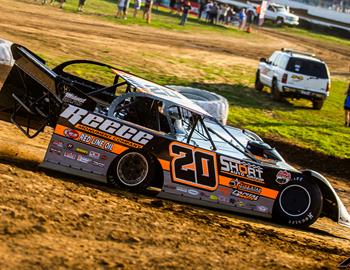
282 86 327 100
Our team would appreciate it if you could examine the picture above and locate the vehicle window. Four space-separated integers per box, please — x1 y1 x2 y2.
272 54 281 66
277 55 289 69
112 96 170 133
286 58 329 79
269 52 279 64
268 5 275 11
275 6 286 12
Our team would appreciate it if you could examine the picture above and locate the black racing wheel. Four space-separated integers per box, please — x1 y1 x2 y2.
107 150 155 190
273 180 323 228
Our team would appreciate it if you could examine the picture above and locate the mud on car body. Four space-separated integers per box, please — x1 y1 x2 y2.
0 43 349 229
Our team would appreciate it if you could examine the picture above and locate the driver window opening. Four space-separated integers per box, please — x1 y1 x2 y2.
111 96 170 133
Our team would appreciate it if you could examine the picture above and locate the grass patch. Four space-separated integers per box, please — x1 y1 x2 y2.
37 0 350 159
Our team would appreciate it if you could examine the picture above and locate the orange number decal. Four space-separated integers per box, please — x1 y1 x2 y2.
169 142 218 191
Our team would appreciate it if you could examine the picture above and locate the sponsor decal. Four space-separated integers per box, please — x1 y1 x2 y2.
217 195 229 203
89 151 101 159
276 170 291 185
292 176 303 182
291 75 303 81
91 161 105 168
230 179 262 194
49 147 61 155
232 189 259 201
188 189 199 196
60 105 154 146
338 256 350 268
176 186 187 193
254 205 268 213
77 155 92 164
101 155 107 160
62 92 87 106
64 129 79 139
288 212 314 225
75 147 89 155
66 143 74 150
220 156 264 184
52 140 64 148
78 133 114 151
64 151 76 160
210 195 218 201
218 186 231 197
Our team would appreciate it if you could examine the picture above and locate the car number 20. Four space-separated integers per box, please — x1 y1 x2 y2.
169 142 218 191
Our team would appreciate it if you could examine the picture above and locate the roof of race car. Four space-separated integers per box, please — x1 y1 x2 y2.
112 69 210 116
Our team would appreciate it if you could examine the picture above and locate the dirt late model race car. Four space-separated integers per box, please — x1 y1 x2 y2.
0 43 349 229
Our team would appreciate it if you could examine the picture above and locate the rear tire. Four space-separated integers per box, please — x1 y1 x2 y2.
312 99 324 110
273 180 323 228
255 71 264 91
271 80 282 101
107 150 155 190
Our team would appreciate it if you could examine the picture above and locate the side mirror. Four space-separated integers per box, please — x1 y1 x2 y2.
259 57 267 63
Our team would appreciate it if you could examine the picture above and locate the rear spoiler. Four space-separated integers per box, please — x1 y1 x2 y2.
0 43 95 138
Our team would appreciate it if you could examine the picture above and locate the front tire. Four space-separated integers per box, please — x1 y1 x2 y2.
108 150 155 190
273 180 323 228
255 70 264 91
275 17 284 25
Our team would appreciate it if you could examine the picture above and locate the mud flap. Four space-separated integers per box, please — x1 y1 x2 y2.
0 43 62 137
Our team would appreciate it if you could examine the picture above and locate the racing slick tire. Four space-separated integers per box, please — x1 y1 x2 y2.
255 70 264 91
273 180 323 228
312 99 324 110
166 85 229 124
271 80 282 101
107 150 156 190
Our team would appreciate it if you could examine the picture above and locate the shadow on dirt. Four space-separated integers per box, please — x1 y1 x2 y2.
0 151 346 241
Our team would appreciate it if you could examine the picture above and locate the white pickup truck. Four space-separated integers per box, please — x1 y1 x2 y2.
255 49 331 110
264 3 299 26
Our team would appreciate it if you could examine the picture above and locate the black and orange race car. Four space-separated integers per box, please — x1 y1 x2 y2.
0 43 349 229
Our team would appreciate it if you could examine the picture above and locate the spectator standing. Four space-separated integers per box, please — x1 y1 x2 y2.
344 84 350 127
204 1 213 22
209 2 218 24
179 0 191 25
225 6 234 25
255 4 261 24
143 0 153 23
123 0 131 18
238 8 246 29
245 8 255 32
134 0 142 17
198 0 207 19
78 0 86 12
116 0 127 18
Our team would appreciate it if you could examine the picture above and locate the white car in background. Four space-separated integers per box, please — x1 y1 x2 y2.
255 48 330 110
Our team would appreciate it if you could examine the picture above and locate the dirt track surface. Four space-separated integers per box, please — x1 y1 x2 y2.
0 1 350 269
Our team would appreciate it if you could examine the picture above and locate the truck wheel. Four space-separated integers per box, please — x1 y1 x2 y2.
255 70 264 91
273 180 323 228
271 80 282 101
275 17 284 25
107 151 155 190
312 99 324 110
